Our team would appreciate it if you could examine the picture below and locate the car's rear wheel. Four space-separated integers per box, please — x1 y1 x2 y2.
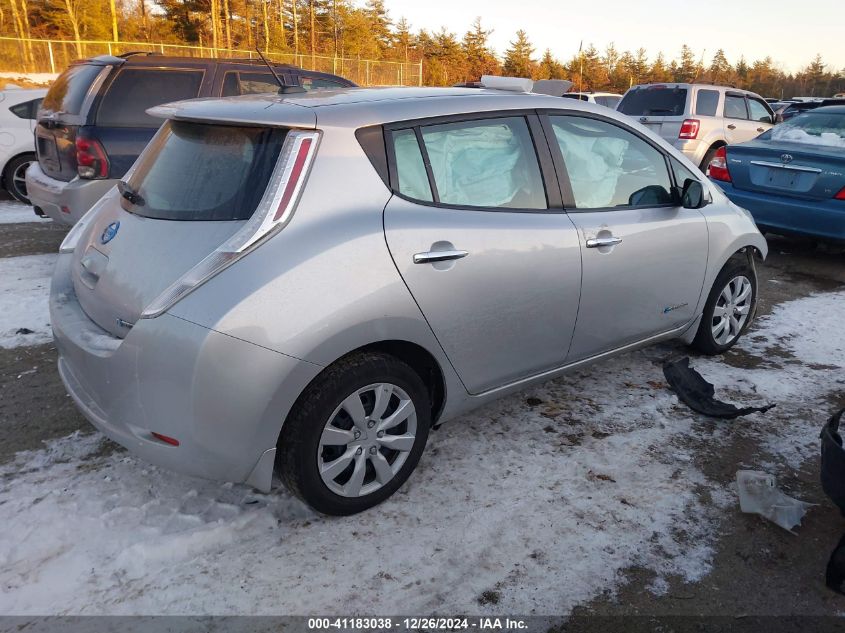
277 352 431 515
3 153 36 204
691 259 757 355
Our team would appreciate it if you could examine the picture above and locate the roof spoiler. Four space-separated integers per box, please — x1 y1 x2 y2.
480 75 573 96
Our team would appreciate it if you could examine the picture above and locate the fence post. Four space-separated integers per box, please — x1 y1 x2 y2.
107 42 112 56
365 60 370 86
419 61 423 86
48 41 55 74
160 43 164 53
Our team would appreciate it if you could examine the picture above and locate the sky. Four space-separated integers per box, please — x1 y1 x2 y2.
371 0 844 74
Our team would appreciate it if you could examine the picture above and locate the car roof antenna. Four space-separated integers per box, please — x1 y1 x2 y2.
254 47 305 95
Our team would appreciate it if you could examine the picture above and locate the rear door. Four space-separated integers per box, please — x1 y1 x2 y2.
383 113 582 394
92 66 208 178
746 96 775 138
723 92 758 144
543 112 708 361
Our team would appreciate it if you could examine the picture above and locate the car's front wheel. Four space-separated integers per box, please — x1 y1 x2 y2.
277 352 431 515
691 259 757 355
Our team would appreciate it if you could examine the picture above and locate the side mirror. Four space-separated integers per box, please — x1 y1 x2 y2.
681 179 705 209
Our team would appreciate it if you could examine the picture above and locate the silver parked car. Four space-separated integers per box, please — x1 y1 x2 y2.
618 83 775 169
52 86 767 515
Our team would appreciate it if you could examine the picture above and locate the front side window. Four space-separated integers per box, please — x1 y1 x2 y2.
299 75 345 91
724 95 748 119
550 115 673 209
221 71 280 96
748 98 773 123
416 117 546 209
695 89 719 116
97 69 204 127
122 121 286 221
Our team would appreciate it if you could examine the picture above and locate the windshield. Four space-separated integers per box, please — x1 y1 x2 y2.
122 121 287 221
41 63 103 115
618 86 688 116
763 111 845 148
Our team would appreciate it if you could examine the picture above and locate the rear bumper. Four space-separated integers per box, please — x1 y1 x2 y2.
673 139 707 166
712 180 845 241
50 253 323 490
26 163 116 226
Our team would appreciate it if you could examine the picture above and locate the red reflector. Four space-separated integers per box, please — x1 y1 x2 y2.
679 119 700 140
835 187 845 200
708 146 732 182
60 205 71 214
273 138 313 221
151 432 180 446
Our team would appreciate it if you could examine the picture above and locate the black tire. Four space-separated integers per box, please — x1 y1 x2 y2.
690 258 757 355
3 153 36 204
699 145 721 174
276 352 431 515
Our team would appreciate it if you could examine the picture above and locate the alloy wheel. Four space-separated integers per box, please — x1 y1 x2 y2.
11 160 32 201
317 382 417 498
711 275 752 346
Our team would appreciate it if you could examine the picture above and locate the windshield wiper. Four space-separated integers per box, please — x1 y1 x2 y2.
118 181 144 206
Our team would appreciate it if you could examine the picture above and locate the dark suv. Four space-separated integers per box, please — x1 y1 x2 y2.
26 53 355 225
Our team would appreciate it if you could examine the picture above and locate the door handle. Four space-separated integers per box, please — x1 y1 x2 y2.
413 249 469 264
727 124 737 130
586 236 622 249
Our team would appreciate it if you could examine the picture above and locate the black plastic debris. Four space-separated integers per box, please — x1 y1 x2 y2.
15 327 34 335
820 409 845 516
662 357 776 419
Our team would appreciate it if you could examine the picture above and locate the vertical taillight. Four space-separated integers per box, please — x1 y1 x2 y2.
76 135 110 179
708 146 732 182
679 119 700 140
140 130 320 319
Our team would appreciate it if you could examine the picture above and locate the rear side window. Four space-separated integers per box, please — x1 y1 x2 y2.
415 117 546 209
550 115 672 209
695 89 719 116
724 95 748 119
97 69 204 127
122 121 286 221
618 86 688 116
9 97 42 119
393 129 433 202
595 95 621 108
221 71 280 96
42 63 103 115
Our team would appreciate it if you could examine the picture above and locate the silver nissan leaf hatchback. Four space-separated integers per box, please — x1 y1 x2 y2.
51 86 767 515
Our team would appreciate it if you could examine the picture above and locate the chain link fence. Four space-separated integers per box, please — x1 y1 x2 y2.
0 36 423 86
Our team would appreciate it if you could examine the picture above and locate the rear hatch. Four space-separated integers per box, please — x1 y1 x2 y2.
726 121 845 201
36 62 109 182
618 85 689 140
71 120 290 338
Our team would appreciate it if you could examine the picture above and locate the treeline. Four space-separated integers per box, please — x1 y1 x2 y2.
4 0 844 96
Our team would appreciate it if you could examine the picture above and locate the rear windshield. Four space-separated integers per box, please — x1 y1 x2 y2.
765 111 845 148
618 86 688 116
122 121 287 221
41 63 103 115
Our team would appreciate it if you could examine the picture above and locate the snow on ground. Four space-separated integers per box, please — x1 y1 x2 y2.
0 72 57 86
0 253 56 348
0 289 842 615
0 201 49 225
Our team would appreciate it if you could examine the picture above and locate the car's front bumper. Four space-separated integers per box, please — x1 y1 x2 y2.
50 253 323 490
712 179 845 241
26 163 116 226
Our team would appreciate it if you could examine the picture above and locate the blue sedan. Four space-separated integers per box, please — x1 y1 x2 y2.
708 105 845 241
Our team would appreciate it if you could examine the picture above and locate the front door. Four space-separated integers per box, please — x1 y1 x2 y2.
383 115 582 394
544 112 709 361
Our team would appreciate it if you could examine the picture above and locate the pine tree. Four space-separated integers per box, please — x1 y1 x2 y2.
536 49 565 80
675 44 697 82
708 49 732 85
462 17 499 81
502 29 534 78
